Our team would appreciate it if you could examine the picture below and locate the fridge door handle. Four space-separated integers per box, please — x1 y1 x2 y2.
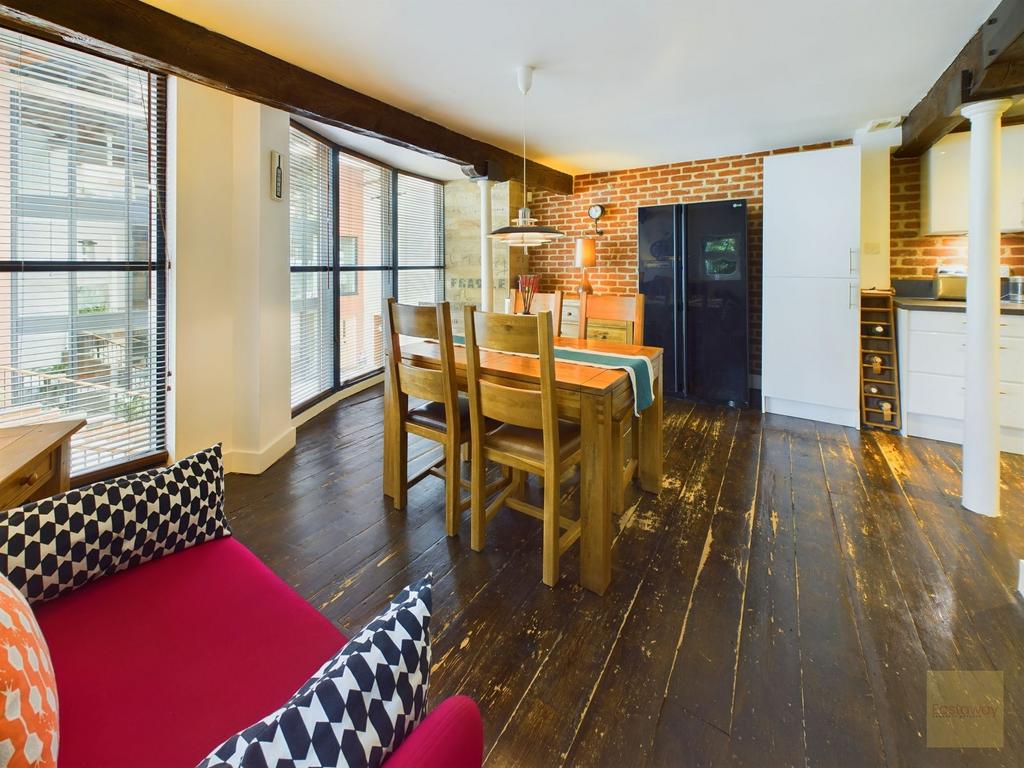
849 282 858 309
849 247 860 275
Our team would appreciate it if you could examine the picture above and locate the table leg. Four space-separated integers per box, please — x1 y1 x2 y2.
383 360 402 503
580 389 613 595
639 364 663 493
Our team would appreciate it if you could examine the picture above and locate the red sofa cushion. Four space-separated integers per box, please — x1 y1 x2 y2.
33 537 346 768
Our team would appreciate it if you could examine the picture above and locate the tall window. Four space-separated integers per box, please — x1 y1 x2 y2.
288 124 445 412
0 29 167 476
289 129 334 408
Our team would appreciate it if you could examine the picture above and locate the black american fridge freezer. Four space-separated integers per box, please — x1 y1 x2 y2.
637 200 749 407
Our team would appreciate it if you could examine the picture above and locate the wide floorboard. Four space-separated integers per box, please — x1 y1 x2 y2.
226 385 1024 767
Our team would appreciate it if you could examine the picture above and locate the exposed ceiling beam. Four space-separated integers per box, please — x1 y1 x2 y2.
0 0 573 195
897 0 1024 157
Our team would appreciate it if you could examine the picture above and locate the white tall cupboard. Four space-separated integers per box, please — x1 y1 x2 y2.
762 145 863 428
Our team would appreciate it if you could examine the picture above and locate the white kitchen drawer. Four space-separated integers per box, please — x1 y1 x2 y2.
1002 336 1024 384
910 310 965 335
907 371 964 419
908 331 965 376
1003 381 1024 429
907 371 1022 426
1001 314 1024 338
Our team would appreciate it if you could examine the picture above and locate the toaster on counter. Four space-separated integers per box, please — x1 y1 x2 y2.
933 273 967 300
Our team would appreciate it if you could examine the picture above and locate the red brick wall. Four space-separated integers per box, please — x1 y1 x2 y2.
527 140 851 377
890 156 1024 277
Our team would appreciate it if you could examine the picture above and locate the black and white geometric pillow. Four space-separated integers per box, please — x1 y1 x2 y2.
0 444 229 604
198 575 433 768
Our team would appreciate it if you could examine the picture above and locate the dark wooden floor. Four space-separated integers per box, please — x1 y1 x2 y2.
226 385 1024 767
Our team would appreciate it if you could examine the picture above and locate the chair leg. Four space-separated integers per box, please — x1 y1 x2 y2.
393 428 409 510
511 468 525 499
542 469 560 587
470 442 487 552
444 439 462 538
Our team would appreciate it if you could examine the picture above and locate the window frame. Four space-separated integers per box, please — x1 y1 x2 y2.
289 120 446 417
0 30 169 482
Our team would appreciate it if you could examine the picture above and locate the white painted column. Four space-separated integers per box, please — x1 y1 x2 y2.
478 178 494 311
961 98 1012 516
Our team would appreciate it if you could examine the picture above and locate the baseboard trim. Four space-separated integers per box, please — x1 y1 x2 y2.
224 426 296 475
292 374 383 428
762 396 859 429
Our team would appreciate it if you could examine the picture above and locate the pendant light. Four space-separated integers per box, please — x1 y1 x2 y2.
489 65 565 247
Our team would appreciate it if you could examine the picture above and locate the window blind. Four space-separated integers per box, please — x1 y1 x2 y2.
396 173 444 306
0 28 167 475
288 124 448 414
337 152 391 382
289 128 334 408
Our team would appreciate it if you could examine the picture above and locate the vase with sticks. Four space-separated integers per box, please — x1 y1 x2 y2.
518 274 540 314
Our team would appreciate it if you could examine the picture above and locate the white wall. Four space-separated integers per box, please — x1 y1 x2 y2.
168 78 295 474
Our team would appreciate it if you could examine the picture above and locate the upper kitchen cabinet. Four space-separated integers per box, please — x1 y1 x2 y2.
921 123 1024 235
763 145 862 279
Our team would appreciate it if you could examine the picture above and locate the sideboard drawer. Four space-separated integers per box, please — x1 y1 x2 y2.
0 449 54 510
586 319 633 344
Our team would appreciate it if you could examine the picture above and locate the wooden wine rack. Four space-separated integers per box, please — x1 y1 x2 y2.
859 289 901 431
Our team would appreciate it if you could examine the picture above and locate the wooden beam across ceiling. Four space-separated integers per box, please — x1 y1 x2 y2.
0 0 574 195
897 0 1024 157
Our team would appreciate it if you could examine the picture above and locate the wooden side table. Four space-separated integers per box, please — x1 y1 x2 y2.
0 419 86 510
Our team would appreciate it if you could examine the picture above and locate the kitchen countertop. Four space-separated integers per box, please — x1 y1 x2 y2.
894 297 1024 316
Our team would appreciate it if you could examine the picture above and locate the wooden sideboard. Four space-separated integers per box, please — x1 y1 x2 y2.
0 420 85 509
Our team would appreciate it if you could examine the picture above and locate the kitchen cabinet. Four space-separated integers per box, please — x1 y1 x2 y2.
763 146 862 280
920 124 1024 235
762 145 863 427
896 307 1024 454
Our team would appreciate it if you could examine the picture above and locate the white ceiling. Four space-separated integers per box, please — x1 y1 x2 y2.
145 0 1000 175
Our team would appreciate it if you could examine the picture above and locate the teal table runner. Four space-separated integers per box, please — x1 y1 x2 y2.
451 336 655 415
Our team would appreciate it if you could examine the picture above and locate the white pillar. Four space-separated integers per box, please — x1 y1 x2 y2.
961 98 1012 516
478 179 494 312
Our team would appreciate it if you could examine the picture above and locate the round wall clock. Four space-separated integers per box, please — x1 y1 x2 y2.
588 204 605 221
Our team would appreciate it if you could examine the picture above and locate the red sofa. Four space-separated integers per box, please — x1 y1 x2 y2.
32 536 483 768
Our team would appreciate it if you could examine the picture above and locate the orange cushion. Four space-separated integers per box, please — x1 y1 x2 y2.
0 574 57 767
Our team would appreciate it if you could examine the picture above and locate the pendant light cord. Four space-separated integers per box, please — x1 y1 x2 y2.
522 85 528 210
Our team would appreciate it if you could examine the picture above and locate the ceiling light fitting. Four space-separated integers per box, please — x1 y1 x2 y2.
489 65 565 248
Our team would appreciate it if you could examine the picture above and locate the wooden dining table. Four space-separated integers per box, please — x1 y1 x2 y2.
382 335 664 595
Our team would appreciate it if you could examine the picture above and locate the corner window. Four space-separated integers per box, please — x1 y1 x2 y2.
288 124 445 413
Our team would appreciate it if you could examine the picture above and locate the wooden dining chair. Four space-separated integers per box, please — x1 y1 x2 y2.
578 293 646 512
384 298 469 537
463 306 583 587
512 289 564 336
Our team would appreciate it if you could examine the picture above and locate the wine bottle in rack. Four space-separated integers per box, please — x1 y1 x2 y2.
872 324 885 335
865 385 880 395
866 354 883 374
881 401 893 422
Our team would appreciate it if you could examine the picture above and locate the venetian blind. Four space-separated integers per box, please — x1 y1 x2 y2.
0 28 167 475
396 173 444 306
337 152 391 383
289 128 334 408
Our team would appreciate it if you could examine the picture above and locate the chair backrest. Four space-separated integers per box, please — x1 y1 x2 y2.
512 290 563 336
385 299 459 432
578 293 645 345
463 306 560 457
